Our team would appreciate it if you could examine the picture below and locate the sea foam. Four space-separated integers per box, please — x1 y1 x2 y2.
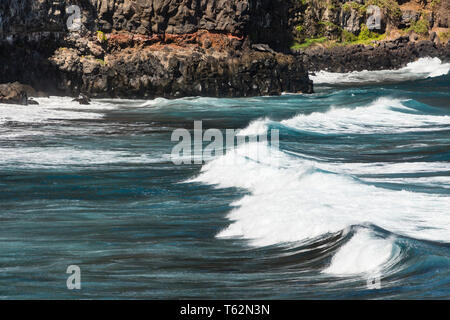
311 57 450 85
190 95 450 275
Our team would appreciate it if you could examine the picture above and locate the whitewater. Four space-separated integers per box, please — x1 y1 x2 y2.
0 57 449 298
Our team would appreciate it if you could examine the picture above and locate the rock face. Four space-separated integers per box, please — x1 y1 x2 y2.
301 38 450 72
49 32 312 98
434 0 450 28
0 0 311 97
0 0 449 98
289 0 450 48
0 0 292 50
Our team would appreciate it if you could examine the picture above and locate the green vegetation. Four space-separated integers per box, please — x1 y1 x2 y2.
290 0 402 50
97 31 107 43
295 25 304 33
430 0 441 9
291 37 327 50
405 18 430 35
358 24 374 40
341 29 357 42
96 58 106 66
319 21 337 29
291 24 387 50
342 3 351 12
340 24 386 45
342 1 366 14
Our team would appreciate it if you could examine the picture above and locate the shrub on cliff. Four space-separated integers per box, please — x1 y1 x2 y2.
405 18 430 36
97 31 107 44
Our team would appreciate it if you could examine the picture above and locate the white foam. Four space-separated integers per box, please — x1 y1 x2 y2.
236 118 271 137
0 147 161 168
318 161 450 175
194 143 450 241
0 96 114 124
191 140 450 274
323 229 399 275
311 57 450 84
280 97 450 134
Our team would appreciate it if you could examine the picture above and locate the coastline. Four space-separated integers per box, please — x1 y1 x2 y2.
0 0 449 101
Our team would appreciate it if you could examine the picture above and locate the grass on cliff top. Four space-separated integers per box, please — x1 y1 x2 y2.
403 18 430 36
291 25 386 50
341 24 387 45
291 37 327 50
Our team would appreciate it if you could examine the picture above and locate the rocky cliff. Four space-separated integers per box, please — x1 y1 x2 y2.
0 0 449 99
0 0 314 98
288 0 450 72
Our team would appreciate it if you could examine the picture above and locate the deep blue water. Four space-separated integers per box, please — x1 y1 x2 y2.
0 68 449 299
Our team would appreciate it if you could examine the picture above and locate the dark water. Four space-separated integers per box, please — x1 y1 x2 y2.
0 65 449 299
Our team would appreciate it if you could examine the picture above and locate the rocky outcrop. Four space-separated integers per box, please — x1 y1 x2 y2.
0 0 449 98
301 37 450 72
0 83 28 105
0 82 45 105
49 31 312 98
0 0 311 98
0 0 293 50
289 0 450 47
72 94 91 105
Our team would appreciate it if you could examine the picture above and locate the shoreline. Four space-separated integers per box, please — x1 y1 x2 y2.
1 31 448 104
1 0 449 102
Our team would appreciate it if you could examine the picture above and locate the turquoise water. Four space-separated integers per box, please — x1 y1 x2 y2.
0 64 449 299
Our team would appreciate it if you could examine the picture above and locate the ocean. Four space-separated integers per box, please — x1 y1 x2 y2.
0 57 449 299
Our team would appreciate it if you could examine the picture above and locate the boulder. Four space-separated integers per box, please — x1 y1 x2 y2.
72 94 91 105
251 44 276 54
0 82 30 105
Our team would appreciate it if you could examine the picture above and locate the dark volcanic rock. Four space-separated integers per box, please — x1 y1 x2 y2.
27 98 39 105
299 40 450 73
50 44 312 98
72 94 91 105
0 82 30 105
1 1 448 98
434 0 450 28
0 0 292 51
0 0 310 98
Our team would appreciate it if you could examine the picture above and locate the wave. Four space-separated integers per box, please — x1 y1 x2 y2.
244 97 450 135
190 94 450 275
322 228 401 276
311 57 450 85
191 142 449 274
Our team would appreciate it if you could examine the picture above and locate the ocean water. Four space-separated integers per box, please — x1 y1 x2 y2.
0 57 449 299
